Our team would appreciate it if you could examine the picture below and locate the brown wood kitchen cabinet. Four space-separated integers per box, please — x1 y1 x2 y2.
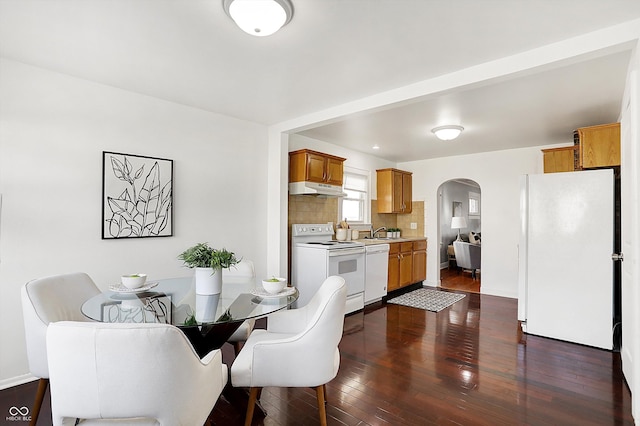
542 146 578 173
412 240 427 282
376 168 412 213
398 242 413 288
541 123 619 173
387 242 412 291
387 239 427 292
388 243 400 292
289 149 345 186
575 122 620 169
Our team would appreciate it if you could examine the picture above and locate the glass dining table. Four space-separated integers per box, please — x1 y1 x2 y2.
82 276 298 357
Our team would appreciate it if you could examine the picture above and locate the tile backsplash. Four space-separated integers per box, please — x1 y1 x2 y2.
397 201 425 237
288 195 338 226
288 195 424 238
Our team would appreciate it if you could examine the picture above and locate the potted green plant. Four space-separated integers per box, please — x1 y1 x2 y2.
387 228 401 238
178 243 239 294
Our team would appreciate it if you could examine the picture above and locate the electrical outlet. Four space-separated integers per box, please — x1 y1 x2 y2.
410 222 417 229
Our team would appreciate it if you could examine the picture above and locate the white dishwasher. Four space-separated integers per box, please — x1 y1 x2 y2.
365 244 389 305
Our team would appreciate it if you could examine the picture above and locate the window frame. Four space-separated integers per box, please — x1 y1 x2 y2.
338 167 370 225
469 191 480 218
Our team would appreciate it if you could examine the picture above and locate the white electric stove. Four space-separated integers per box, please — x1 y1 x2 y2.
291 224 365 314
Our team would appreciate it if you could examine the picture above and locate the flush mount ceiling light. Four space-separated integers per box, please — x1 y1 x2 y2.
223 0 294 37
432 125 464 141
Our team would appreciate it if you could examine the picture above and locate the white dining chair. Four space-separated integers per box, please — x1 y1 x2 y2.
231 275 347 426
223 259 256 354
46 321 228 425
21 272 101 425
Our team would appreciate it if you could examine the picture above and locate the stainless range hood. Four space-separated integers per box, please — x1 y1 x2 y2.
289 181 347 197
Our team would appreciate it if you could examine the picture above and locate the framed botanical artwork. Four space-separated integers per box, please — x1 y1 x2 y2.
102 151 173 239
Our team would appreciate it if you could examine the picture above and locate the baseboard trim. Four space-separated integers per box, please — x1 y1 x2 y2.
0 374 37 391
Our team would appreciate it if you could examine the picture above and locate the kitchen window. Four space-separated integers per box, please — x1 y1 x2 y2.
339 169 369 224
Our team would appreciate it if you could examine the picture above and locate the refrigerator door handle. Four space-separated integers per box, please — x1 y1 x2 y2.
612 253 624 262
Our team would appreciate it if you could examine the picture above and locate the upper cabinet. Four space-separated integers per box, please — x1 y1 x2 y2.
576 123 620 169
289 149 346 186
541 146 578 173
376 168 412 213
542 122 620 173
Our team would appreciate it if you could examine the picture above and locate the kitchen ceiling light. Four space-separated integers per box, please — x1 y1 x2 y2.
223 0 293 37
432 125 464 141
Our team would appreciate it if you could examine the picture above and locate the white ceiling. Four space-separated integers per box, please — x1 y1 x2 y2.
2 0 640 162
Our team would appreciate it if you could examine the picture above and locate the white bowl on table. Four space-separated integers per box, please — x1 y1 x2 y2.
121 274 147 289
261 277 287 294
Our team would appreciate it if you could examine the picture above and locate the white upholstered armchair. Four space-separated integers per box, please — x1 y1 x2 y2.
453 240 481 279
231 275 347 426
21 272 101 424
46 321 228 425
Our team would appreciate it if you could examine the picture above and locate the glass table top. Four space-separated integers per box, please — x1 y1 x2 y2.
81 276 298 327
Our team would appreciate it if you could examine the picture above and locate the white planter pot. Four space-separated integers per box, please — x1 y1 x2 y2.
195 267 222 295
195 294 220 322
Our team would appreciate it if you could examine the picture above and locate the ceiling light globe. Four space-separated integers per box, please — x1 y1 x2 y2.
432 125 464 141
225 0 293 37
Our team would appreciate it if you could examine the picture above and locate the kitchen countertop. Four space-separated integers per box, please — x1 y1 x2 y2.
356 237 427 246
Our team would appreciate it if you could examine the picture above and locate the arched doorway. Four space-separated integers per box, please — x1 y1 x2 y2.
437 179 481 293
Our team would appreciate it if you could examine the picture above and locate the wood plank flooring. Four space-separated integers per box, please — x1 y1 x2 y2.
3 289 633 425
440 265 481 293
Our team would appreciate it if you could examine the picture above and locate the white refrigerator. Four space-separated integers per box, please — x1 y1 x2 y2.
518 169 614 350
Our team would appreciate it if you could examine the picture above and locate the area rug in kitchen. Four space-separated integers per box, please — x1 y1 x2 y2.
387 288 466 312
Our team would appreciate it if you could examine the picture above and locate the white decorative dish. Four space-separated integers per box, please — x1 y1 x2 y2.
109 282 158 293
121 273 147 289
261 277 287 294
250 286 296 299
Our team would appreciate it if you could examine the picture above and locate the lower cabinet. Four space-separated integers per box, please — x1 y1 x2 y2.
412 240 427 282
398 242 413 288
387 239 427 292
388 244 400 292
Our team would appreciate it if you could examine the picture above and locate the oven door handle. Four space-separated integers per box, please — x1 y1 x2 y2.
328 248 365 257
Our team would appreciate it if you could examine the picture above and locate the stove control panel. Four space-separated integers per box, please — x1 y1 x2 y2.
291 223 334 237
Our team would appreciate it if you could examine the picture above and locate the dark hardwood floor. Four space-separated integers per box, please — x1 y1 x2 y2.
3 289 633 425
440 264 481 294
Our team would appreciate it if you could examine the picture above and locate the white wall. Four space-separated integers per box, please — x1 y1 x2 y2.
401 147 544 298
0 59 269 384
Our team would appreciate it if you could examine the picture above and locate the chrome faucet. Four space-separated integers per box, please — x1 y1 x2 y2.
372 226 386 238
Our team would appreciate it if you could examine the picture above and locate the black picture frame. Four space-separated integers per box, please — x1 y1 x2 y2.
102 151 173 239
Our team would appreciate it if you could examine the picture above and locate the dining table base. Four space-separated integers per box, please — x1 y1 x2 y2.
179 322 243 358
